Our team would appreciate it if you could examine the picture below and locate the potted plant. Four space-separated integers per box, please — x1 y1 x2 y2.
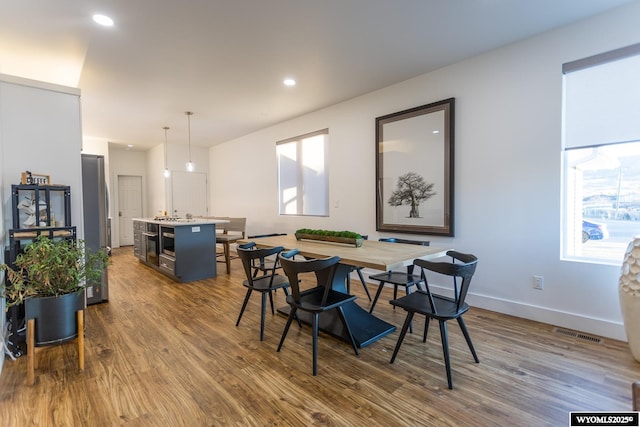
295 228 364 247
1 235 109 345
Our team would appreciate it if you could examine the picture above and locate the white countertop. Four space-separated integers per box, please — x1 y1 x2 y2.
134 218 229 226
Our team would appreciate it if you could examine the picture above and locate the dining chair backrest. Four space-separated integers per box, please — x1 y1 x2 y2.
279 255 341 306
378 237 430 275
413 250 478 314
221 217 246 237
236 244 284 285
379 237 430 246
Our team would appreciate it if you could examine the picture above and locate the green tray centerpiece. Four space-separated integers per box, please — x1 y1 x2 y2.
294 229 364 247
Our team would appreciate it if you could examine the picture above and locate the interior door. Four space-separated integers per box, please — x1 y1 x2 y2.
118 175 142 246
171 171 208 217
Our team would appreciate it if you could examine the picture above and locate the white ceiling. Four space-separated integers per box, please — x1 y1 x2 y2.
0 0 632 151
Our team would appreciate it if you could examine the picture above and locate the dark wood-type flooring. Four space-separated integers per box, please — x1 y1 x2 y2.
1 247 640 426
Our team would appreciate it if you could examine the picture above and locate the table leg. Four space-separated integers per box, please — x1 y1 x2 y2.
276 263 396 348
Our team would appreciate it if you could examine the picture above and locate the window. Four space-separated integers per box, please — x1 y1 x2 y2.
562 44 640 264
277 129 329 216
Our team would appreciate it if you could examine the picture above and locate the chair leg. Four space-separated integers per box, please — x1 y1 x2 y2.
260 292 267 341
336 306 359 356
405 286 413 334
268 291 275 315
224 242 231 274
356 268 372 301
457 317 479 363
439 320 453 389
390 311 414 363
312 313 319 376
236 289 253 326
77 309 85 371
27 318 35 385
423 316 430 343
369 282 385 314
277 307 297 352
282 288 302 326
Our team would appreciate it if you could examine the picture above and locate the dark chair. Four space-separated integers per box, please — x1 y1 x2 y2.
277 253 359 375
236 244 292 341
368 238 430 314
245 233 287 277
389 251 479 389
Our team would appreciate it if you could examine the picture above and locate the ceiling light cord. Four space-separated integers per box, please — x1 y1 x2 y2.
163 126 170 178
185 111 194 172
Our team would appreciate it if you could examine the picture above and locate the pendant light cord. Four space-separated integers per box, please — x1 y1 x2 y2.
186 111 193 163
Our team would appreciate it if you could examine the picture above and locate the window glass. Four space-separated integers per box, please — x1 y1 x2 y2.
277 130 329 216
562 45 640 264
563 141 640 263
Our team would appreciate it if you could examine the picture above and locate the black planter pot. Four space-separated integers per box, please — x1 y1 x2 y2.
25 290 86 346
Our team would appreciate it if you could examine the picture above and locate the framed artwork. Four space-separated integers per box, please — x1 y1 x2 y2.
375 98 454 236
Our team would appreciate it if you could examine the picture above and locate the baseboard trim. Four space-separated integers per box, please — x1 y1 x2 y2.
464 290 627 342
356 270 627 342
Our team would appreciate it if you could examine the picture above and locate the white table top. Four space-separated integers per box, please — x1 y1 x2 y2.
134 218 229 226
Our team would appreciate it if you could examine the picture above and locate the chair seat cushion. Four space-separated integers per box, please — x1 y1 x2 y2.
286 287 356 312
243 274 290 291
216 235 243 243
390 290 469 320
369 271 423 287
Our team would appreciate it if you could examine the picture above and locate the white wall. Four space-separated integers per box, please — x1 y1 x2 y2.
0 75 84 372
210 2 640 340
147 144 165 217
0 76 84 237
108 148 147 248
106 141 211 245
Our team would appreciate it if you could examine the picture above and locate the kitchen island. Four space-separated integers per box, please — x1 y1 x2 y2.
133 217 228 282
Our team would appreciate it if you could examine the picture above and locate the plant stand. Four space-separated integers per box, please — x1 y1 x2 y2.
25 291 86 385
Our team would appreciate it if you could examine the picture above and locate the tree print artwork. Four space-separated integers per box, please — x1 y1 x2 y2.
388 172 436 218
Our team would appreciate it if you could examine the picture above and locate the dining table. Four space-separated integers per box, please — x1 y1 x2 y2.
238 234 450 348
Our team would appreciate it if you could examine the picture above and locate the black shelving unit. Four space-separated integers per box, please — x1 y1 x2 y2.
11 184 71 229
4 184 76 357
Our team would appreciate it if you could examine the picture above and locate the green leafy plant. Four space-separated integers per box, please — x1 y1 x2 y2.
0 235 109 309
295 229 363 239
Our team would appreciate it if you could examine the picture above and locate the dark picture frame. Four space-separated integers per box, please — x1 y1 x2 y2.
376 98 454 236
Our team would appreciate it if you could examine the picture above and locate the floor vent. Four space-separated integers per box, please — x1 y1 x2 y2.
552 327 604 344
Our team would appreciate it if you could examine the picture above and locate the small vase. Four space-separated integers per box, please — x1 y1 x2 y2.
619 236 640 362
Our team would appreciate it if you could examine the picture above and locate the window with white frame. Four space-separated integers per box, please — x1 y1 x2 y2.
562 44 640 264
277 129 329 216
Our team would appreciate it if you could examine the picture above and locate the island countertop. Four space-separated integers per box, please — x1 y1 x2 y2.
133 217 229 226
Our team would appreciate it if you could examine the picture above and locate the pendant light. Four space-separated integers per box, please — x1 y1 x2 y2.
163 126 171 178
185 111 194 172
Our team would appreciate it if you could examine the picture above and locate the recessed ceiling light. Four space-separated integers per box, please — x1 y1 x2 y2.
432 130 440 134
283 78 296 87
93 14 114 27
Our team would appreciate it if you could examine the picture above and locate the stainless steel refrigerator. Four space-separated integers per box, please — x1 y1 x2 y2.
81 154 110 305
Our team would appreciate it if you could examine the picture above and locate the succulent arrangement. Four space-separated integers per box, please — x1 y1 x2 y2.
295 229 363 239
294 229 364 247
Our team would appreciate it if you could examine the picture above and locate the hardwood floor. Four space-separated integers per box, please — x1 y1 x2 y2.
1 247 639 426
